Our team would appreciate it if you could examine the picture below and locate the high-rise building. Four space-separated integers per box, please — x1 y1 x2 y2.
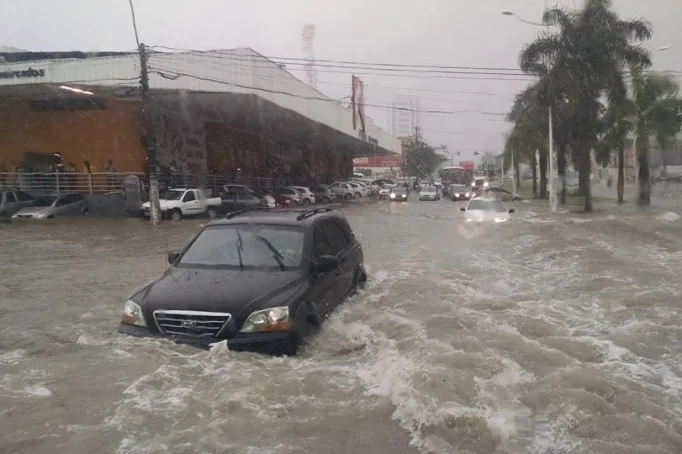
391 95 421 139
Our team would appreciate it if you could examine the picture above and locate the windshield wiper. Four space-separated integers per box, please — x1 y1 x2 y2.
235 228 244 270
255 235 285 271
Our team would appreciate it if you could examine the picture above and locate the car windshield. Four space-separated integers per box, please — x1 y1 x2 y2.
468 199 507 212
393 187 407 193
178 225 305 269
159 190 185 200
422 186 436 192
32 196 57 207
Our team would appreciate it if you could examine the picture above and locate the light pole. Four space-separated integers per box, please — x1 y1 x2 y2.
503 5 557 212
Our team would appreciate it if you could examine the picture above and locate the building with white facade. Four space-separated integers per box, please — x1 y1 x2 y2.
0 48 401 185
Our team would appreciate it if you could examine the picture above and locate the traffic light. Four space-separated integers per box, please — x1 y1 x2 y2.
473 151 480 156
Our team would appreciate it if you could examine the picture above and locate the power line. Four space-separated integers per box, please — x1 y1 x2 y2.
148 66 509 117
151 45 524 72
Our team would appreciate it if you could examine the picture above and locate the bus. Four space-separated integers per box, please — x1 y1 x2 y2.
438 166 473 189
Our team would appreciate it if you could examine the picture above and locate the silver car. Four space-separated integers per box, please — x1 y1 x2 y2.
418 185 440 201
13 193 88 219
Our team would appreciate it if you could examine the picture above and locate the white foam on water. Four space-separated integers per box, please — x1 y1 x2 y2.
657 211 680 222
0 349 25 366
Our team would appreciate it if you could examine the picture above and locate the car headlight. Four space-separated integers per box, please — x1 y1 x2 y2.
390 193 396 199
483 181 489 187
494 217 507 223
121 300 147 327
454 192 460 197
465 192 470 197
402 194 407 198
240 306 290 333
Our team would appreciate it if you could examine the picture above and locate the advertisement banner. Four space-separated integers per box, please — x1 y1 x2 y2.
353 155 402 168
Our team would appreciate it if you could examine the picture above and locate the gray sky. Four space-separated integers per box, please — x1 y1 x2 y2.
1 0 679 162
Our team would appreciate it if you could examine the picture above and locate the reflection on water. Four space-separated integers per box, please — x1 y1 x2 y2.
1 201 681 453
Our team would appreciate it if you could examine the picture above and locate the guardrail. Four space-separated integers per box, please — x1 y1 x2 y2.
0 172 319 195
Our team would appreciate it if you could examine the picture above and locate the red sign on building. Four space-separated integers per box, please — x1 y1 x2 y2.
459 161 475 170
353 155 403 168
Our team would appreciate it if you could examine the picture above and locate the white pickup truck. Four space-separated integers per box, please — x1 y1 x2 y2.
141 188 222 221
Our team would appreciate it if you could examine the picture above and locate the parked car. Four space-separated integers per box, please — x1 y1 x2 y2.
288 186 316 205
274 187 302 205
142 188 222 221
460 196 515 223
0 190 35 218
217 186 267 213
328 182 355 200
12 193 88 219
390 185 409 201
347 182 366 198
312 185 332 204
118 207 367 355
418 185 440 201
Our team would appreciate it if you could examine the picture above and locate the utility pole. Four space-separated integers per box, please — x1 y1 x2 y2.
128 0 160 225
138 43 161 225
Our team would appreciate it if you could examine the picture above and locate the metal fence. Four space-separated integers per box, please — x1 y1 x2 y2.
0 172 312 195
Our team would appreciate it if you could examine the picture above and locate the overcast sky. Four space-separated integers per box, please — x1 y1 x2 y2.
1 0 679 161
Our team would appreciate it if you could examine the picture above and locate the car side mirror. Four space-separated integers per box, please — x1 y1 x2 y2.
508 208 515 214
460 207 466 212
314 255 338 273
168 251 180 265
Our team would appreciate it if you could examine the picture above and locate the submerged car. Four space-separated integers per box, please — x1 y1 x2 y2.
12 193 88 219
118 207 366 356
460 197 514 223
389 185 409 201
418 185 440 201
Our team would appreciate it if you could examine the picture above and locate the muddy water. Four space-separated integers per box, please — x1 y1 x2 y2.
1 198 681 453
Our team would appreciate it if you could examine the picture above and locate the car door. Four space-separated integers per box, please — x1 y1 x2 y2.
321 219 354 300
3 192 20 216
182 190 202 215
309 222 341 318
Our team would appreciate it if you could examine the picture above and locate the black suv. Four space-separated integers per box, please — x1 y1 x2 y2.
118 207 366 356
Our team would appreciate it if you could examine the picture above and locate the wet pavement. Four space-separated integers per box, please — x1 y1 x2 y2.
1 194 682 454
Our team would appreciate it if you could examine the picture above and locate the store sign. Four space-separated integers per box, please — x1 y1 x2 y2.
0 67 45 79
353 155 402 168
357 130 379 146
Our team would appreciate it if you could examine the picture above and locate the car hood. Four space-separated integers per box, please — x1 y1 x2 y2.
466 210 509 223
14 206 50 216
139 267 308 321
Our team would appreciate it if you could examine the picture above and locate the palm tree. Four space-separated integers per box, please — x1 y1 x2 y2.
519 0 652 212
507 82 550 198
629 66 682 205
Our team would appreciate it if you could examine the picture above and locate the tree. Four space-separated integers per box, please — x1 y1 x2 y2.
596 85 635 204
404 133 447 178
519 0 652 212
630 66 682 205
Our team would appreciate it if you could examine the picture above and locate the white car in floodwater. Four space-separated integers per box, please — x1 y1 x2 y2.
460 197 514 223
12 193 88 219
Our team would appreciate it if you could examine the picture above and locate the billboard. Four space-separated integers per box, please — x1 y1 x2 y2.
353 155 403 168
459 161 475 170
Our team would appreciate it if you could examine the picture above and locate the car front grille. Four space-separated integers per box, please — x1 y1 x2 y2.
153 310 232 338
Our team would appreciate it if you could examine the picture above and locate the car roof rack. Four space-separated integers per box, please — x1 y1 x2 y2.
224 206 269 219
296 207 333 221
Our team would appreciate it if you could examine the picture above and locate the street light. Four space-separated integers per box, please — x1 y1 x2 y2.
657 45 672 51
502 6 557 212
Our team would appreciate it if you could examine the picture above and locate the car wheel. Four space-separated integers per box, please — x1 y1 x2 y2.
171 209 182 221
301 199 311 205
322 196 330 203
344 193 352 201
207 207 218 219
353 266 368 293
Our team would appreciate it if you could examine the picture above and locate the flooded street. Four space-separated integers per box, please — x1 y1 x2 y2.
2 198 682 454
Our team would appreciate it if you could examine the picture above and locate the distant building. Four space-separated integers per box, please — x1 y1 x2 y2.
391 95 421 139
